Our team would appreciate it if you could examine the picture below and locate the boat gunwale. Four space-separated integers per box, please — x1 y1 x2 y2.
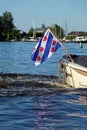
65 62 87 72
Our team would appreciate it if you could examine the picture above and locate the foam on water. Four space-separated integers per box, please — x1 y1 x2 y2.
0 73 60 96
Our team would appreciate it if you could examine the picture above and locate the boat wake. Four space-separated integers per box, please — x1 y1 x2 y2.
0 73 86 97
0 73 64 97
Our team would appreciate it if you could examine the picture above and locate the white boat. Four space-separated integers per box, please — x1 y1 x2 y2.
74 36 87 43
58 55 87 88
28 36 37 42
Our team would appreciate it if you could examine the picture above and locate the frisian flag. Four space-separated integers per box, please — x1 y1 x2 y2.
31 28 62 66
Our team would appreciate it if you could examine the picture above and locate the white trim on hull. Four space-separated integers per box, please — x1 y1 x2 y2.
65 62 87 88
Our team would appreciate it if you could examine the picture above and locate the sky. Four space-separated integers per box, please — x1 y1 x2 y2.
0 0 87 33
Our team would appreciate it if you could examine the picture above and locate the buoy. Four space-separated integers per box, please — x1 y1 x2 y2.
79 42 83 48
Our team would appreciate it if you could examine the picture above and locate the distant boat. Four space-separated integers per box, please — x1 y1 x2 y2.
73 36 87 43
28 36 37 42
58 54 87 88
10 38 18 42
28 20 37 42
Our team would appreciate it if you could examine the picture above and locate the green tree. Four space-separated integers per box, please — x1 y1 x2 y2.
50 24 64 39
0 16 4 40
2 11 15 41
41 24 46 29
28 27 33 37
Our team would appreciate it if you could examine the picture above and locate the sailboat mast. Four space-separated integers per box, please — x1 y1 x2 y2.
33 20 36 39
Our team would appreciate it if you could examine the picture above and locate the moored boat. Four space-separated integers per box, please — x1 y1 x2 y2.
73 36 87 43
58 55 87 88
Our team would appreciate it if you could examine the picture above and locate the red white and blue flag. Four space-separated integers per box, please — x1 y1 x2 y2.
31 28 62 66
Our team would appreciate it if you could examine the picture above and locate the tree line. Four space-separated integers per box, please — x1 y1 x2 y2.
0 11 15 41
0 11 65 41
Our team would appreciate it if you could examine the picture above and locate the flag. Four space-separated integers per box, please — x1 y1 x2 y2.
31 28 62 66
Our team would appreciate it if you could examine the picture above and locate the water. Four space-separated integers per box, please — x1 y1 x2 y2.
0 42 87 130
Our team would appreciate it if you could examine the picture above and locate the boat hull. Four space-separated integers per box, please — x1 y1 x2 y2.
74 36 87 43
65 62 87 88
75 41 87 43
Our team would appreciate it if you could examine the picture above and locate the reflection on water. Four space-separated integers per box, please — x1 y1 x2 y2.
32 95 56 130
0 86 87 129
79 92 87 105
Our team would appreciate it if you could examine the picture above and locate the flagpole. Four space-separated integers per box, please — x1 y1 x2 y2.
61 42 74 62
49 27 74 62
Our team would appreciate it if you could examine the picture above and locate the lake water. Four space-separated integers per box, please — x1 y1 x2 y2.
0 42 87 130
